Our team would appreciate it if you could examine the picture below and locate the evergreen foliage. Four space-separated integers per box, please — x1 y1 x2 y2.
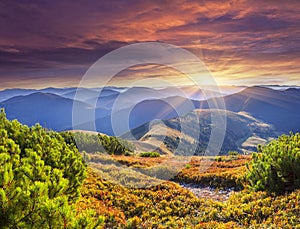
0 109 93 228
60 132 104 153
61 132 135 155
98 134 135 155
247 133 300 194
139 152 160 157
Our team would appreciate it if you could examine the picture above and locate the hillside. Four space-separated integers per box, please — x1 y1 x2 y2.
124 109 277 155
0 92 91 131
221 86 300 132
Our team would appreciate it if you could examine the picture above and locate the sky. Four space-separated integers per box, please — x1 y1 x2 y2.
0 0 299 89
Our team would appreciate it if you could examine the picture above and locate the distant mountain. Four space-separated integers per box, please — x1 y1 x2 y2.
85 95 202 135
0 92 91 131
1 86 300 150
60 88 120 103
220 86 300 132
262 85 300 90
39 87 77 95
128 96 198 129
283 88 300 99
0 85 234 111
0 87 80 102
0 88 37 102
0 90 199 135
123 109 277 155
119 86 224 101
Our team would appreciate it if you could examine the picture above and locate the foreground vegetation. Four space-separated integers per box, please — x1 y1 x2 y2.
247 132 300 194
79 170 300 228
0 111 299 228
61 131 135 155
0 110 102 228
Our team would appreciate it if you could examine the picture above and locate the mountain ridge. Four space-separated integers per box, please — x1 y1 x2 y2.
0 86 299 154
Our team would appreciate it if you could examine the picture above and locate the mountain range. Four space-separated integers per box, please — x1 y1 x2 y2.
0 85 299 154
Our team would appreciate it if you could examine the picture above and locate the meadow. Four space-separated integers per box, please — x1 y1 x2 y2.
78 154 299 228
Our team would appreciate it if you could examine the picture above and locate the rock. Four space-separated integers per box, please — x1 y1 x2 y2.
179 183 235 201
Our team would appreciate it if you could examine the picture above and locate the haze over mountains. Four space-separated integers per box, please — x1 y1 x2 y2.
0 85 231 132
0 85 299 154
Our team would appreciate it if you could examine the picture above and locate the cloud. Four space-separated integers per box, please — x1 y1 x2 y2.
0 0 299 88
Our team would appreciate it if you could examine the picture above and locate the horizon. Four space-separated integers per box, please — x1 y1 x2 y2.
0 84 300 91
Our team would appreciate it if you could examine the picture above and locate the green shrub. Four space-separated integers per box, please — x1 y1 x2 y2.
228 151 239 156
0 109 90 228
247 133 300 194
61 132 135 155
215 156 223 162
185 164 191 169
139 152 160 157
98 135 135 155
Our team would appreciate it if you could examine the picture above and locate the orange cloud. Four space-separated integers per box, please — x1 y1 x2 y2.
0 0 299 88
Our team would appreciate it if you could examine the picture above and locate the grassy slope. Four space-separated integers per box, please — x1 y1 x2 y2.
124 109 277 155
77 155 300 228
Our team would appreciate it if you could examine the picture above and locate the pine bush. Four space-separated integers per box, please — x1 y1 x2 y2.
0 109 89 228
247 133 300 194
